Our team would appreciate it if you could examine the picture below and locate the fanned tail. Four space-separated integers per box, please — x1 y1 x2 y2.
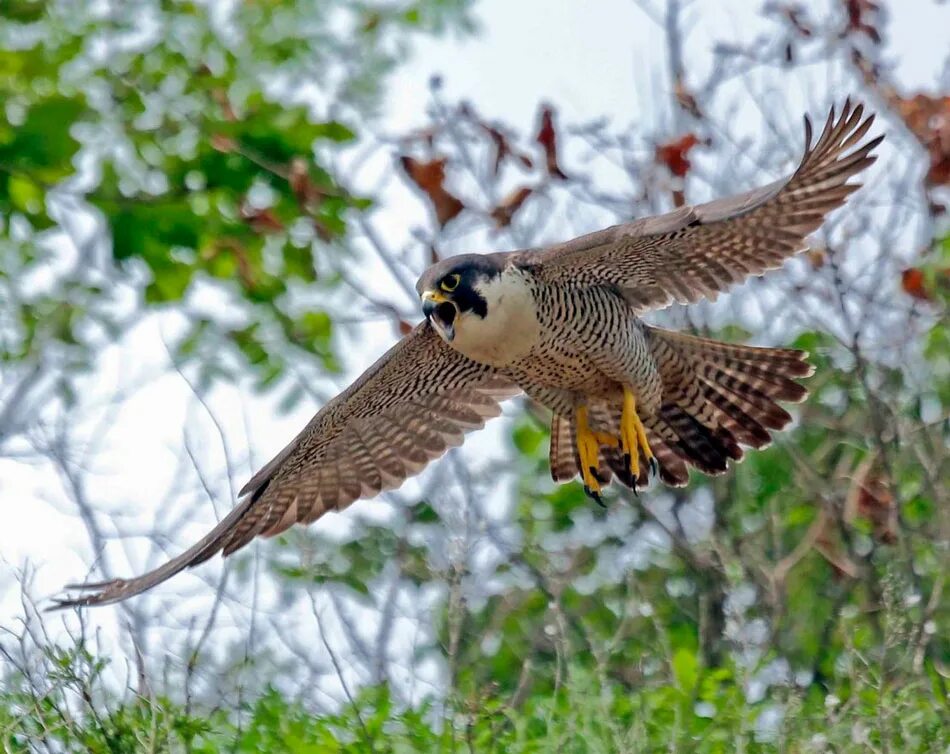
643 325 813 481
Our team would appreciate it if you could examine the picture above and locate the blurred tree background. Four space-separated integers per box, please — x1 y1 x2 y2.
1 0 948 751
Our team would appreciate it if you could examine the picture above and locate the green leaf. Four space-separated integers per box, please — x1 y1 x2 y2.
144 261 193 303
282 244 316 281
312 120 356 142
0 96 84 181
512 418 546 456
7 173 44 216
1 1 48 23
108 202 201 262
412 502 441 524
672 647 699 694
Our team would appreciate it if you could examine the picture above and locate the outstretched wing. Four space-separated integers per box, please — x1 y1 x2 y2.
516 100 882 312
55 323 519 608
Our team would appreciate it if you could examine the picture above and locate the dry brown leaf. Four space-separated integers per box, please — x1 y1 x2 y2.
535 105 568 180
656 133 701 178
399 156 465 228
901 267 932 302
490 186 533 228
852 48 948 192
806 247 827 270
845 454 898 544
896 94 950 187
843 0 882 43
783 4 813 37
240 203 284 234
483 123 533 175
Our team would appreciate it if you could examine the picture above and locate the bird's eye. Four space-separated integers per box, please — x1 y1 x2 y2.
440 273 461 292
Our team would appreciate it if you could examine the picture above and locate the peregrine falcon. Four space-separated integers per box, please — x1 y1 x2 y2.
57 101 880 607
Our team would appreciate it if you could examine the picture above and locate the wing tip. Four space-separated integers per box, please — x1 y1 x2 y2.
47 579 128 611
814 98 884 154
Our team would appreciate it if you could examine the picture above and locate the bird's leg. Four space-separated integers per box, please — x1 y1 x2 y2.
620 387 658 481
575 404 608 504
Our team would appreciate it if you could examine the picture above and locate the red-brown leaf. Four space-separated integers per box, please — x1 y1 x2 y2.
483 123 533 175
240 204 284 234
845 455 898 544
895 94 950 187
901 267 932 301
806 247 828 270
490 186 533 228
783 4 813 36
536 105 568 180
656 133 700 178
288 156 328 210
843 0 881 43
399 156 465 227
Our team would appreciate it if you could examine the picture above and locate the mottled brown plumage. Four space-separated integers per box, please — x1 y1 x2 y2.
519 100 880 311
56 101 880 608
56 327 519 606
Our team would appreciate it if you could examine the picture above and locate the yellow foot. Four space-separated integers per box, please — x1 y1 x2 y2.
621 388 659 486
575 405 608 506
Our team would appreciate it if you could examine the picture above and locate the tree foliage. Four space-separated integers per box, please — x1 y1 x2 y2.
0 0 473 431
1 1 948 752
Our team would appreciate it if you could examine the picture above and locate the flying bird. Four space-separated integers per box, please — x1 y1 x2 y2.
56 101 881 607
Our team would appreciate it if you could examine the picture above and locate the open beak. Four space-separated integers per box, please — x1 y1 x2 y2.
421 290 457 342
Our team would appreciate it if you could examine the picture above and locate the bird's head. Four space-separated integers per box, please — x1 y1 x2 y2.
416 254 505 343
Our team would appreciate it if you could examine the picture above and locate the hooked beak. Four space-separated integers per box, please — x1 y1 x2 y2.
421 290 457 342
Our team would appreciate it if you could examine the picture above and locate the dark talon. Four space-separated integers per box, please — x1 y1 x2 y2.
590 466 608 485
584 485 605 507
649 456 660 478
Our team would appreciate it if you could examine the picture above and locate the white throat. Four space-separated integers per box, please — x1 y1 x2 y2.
450 267 540 367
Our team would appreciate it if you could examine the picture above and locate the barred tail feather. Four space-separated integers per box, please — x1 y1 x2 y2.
644 325 813 481
550 412 579 483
